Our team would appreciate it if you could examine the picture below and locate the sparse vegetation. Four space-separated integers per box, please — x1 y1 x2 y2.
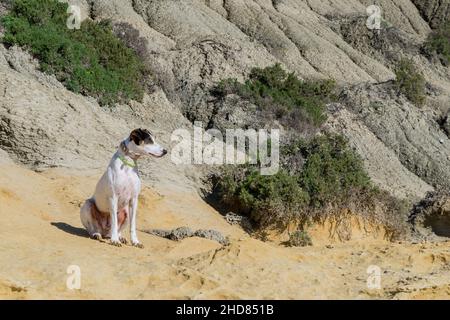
287 230 312 247
216 134 409 239
394 58 426 107
424 21 450 66
212 64 336 127
1 0 147 106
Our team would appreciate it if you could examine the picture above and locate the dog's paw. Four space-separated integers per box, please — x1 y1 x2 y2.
110 239 122 247
132 242 144 249
91 233 102 241
119 237 128 245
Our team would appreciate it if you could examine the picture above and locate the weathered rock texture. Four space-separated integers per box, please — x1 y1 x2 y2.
0 44 202 191
412 0 450 29
338 82 450 192
1 0 450 201
324 107 434 201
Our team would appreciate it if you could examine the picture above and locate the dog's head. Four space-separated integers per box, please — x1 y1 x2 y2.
127 128 167 158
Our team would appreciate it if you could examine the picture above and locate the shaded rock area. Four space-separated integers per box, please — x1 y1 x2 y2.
410 191 450 239
443 112 450 137
412 0 450 29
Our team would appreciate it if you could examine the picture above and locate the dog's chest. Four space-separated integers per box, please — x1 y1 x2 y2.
114 168 140 208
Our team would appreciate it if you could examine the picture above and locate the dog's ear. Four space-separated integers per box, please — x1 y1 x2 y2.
130 128 153 145
130 128 145 145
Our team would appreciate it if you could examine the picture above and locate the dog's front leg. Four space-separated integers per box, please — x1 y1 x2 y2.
109 196 121 246
130 195 143 248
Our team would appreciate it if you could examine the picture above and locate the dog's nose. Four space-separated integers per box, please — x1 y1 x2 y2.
162 149 168 156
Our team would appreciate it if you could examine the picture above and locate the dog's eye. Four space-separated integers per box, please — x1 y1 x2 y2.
144 134 154 144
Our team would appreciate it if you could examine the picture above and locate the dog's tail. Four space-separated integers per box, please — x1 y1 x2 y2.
80 198 94 231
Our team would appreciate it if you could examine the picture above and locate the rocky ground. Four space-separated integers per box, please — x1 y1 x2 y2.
0 0 449 299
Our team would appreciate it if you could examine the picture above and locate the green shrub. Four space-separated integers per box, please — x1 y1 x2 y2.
1 0 146 106
297 134 372 208
287 230 312 247
212 64 336 127
218 166 309 228
216 133 409 239
394 58 426 107
219 134 371 226
424 21 450 65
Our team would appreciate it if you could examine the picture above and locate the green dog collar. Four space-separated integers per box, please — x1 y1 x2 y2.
118 155 136 168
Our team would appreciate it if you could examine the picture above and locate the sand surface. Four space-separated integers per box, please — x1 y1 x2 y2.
0 161 449 299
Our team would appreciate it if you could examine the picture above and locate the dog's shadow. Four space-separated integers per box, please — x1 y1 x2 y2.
51 222 89 238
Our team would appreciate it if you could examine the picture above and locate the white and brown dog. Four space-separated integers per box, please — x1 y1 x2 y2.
80 129 167 247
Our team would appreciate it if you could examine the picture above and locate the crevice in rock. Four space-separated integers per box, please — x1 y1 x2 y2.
394 1 421 35
437 114 449 137
258 2 323 75
86 0 96 20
